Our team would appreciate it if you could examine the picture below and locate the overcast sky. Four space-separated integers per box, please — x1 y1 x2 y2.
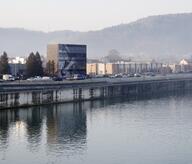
0 0 192 32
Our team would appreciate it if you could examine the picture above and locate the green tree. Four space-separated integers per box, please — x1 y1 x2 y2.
35 52 44 76
0 52 10 74
51 60 55 75
26 52 36 77
26 52 44 77
102 49 122 63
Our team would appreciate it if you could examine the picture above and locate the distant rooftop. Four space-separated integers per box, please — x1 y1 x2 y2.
9 57 26 64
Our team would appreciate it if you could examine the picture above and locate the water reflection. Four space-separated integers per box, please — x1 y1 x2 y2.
46 103 87 156
0 92 189 154
25 107 43 152
1 92 192 164
0 111 10 152
0 102 87 157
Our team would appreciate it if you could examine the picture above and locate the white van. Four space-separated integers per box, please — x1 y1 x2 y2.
3 74 15 81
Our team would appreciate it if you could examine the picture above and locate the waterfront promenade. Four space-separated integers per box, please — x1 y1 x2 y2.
1 73 192 90
1 74 192 109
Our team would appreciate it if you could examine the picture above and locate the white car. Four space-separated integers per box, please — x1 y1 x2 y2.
26 77 35 81
42 76 52 80
134 73 141 77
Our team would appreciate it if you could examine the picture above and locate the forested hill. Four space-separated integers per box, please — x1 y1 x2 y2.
0 13 192 61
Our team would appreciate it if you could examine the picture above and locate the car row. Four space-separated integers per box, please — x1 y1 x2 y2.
26 76 52 81
0 72 157 82
89 72 157 79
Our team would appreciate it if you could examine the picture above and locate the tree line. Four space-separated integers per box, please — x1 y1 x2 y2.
0 51 55 77
26 52 44 77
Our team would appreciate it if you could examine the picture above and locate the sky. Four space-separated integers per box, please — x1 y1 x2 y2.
0 0 192 32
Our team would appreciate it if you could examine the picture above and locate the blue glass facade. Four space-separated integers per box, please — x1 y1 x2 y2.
58 44 87 77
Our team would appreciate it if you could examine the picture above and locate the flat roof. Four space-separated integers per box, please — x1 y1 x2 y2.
48 43 87 47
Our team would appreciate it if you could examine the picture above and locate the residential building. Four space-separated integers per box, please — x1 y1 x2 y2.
87 63 98 75
86 58 163 75
97 63 106 75
179 59 192 65
161 64 172 74
169 64 181 73
105 63 118 75
179 59 192 72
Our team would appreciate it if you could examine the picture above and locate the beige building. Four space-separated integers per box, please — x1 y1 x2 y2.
86 59 163 75
97 63 106 75
87 63 98 75
87 63 118 75
105 63 118 75
47 44 59 72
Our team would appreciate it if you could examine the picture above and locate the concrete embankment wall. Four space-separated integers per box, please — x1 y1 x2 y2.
1 77 192 109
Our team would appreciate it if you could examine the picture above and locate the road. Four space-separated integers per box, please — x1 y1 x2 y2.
1 73 192 86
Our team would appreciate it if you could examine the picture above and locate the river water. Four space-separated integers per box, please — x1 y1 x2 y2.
0 94 192 164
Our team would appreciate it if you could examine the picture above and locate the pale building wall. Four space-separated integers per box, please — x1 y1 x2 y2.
179 59 192 72
47 44 59 72
169 64 181 73
87 63 98 75
117 64 125 74
180 59 190 65
98 63 106 75
105 63 118 75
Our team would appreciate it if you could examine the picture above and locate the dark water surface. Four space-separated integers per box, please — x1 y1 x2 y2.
1 94 192 164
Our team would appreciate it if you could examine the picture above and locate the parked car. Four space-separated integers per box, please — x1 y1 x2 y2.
144 72 156 76
26 77 35 81
73 74 86 80
122 74 128 78
115 74 123 78
3 74 15 81
42 76 52 80
52 76 63 81
127 73 134 77
134 73 141 77
34 76 42 80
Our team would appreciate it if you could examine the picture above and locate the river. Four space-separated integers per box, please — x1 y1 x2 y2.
0 93 192 164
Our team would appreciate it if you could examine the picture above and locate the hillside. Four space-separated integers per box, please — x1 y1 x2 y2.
0 13 192 61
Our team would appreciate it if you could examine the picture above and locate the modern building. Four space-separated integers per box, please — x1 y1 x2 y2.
8 57 27 76
9 64 26 76
47 44 87 77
